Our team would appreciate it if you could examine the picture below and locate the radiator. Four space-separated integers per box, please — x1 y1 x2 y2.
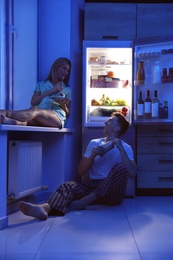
8 140 42 199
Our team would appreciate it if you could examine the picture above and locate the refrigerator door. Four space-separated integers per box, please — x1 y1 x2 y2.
83 40 133 127
133 35 173 124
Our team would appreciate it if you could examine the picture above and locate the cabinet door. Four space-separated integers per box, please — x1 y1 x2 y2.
137 4 173 38
84 3 136 40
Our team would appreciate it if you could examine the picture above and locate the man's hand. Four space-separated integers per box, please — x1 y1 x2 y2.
92 146 107 157
113 138 123 151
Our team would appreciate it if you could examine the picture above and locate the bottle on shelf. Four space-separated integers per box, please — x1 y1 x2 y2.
162 68 168 83
163 100 168 112
136 61 145 85
153 61 161 84
163 100 168 118
144 90 152 119
137 90 144 119
168 68 173 83
152 90 159 118
145 60 152 85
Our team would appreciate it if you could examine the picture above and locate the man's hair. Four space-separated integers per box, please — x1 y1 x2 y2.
111 112 129 136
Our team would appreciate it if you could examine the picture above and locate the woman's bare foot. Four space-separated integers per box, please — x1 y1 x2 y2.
18 201 51 220
0 114 27 125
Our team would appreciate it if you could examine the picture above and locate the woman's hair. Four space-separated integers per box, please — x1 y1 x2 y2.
111 111 129 136
45 57 71 85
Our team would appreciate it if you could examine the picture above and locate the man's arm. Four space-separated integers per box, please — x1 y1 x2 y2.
113 138 137 179
78 143 112 177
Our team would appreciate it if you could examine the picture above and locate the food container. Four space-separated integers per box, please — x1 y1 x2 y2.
105 77 120 88
90 75 106 88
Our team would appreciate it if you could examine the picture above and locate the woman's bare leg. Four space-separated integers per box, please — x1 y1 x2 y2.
1 107 62 128
0 114 27 125
18 201 51 220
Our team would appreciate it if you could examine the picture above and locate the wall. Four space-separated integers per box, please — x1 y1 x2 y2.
0 0 6 108
38 0 84 182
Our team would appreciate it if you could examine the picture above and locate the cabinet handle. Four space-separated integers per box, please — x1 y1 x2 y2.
159 159 173 164
159 129 173 133
158 177 173 182
102 36 118 39
159 142 173 145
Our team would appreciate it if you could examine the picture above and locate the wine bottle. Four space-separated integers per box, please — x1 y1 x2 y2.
144 90 151 119
137 90 144 119
152 90 159 118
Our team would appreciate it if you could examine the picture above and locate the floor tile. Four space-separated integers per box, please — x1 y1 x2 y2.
37 205 139 255
2 196 173 259
132 227 173 253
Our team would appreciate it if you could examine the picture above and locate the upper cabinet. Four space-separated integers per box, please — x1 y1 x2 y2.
84 3 173 41
137 4 173 38
84 3 137 40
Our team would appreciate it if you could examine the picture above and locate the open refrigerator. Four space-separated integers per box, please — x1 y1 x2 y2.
82 40 133 127
82 36 173 196
82 40 135 196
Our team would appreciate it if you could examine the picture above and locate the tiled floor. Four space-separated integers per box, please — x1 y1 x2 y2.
1 196 173 260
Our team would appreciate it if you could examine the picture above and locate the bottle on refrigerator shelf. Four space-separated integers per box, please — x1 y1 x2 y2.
137 90 144 119
145 60 152 84
136 61 145 85
144 90 152 119
162 68 168 83
153 61 161 84
152 90 159 118
168 68 173 83
163 100 168 112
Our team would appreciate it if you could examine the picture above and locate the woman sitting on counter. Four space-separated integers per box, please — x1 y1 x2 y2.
0 57 72 129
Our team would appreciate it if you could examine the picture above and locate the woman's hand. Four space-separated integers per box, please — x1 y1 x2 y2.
51 82 63 95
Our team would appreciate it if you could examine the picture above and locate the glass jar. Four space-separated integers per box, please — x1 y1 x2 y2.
100 56 107 64
153 61 161 84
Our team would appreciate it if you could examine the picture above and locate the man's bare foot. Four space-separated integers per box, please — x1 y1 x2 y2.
18 201 51 220
0 114 27 125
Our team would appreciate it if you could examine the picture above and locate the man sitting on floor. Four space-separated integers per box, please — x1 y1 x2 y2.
18 112 137 220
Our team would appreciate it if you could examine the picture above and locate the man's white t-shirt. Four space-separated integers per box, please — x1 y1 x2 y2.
83 137 134 180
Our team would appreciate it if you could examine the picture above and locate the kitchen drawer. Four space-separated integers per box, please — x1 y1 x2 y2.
137 136 173 153
137 125 173 137
137 154 173 171
137 171 173 188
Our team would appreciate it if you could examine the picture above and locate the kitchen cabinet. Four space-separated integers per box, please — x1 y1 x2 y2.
84 3 136 40
84 3 173 40
137 125 173 195
137 4 173 38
